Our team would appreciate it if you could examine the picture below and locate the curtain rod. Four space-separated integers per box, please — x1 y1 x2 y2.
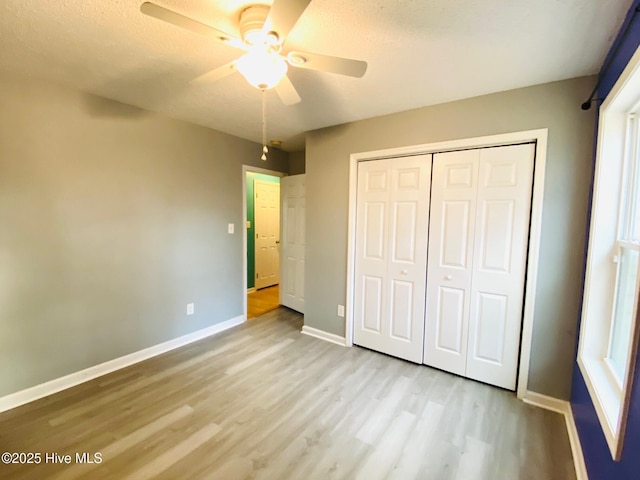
581 5 640 110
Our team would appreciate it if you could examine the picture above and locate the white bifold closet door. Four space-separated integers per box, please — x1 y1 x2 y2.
423 144 534 390
353 155 431 363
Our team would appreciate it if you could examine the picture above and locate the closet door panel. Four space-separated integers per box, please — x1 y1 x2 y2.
362 275 383 333
435 286 466 353
354 155 431 363
423 150 479 374
466 144 535 390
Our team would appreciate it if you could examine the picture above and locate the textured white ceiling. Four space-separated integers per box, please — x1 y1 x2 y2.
0 0 633 151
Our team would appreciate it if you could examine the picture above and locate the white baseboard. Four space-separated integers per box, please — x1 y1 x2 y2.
301 325 347 347
523 391 588 480
0 315 245 414
565 403 589 480
522 390 569 415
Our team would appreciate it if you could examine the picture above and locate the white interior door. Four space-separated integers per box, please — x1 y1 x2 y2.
280 174 305 313
423 150 479 375
465 144 534 390
254 180 280 290
353 155 431 363
424 144 534 390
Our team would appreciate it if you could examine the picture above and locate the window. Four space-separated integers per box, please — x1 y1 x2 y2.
606 114 640 386
578 46 640 461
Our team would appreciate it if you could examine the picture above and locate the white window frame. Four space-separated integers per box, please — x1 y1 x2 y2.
578 44 640 461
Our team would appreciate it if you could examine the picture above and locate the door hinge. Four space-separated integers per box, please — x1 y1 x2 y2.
256 273 259 279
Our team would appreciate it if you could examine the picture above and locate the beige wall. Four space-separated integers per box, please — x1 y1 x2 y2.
288 150 306 175
0 71 289 397
304 77 596 399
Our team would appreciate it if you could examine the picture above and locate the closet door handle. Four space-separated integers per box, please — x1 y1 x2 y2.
445 275 453 281
400 269 408 275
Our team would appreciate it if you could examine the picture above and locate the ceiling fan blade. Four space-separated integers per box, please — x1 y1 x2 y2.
262 0 312 44
140 2 245 50
275 75 301 105
287 51 367 78
190 61 237 85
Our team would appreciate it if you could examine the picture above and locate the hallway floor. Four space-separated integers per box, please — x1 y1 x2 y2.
247 285 280 319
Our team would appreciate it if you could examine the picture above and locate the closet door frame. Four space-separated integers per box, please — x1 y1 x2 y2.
345 129 548 400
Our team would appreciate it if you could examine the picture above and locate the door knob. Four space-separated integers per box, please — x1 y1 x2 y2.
445 275 453 281
400 269 408 275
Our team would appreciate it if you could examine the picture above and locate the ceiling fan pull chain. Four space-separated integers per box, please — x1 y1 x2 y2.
261 88 268 161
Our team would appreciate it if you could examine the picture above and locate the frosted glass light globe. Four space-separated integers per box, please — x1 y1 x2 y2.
236 49 288 90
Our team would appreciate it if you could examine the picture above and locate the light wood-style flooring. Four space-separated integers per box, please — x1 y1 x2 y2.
0 308 576 479
247 285 280 319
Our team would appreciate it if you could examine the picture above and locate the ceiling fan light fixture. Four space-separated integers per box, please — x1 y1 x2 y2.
236 49 288 89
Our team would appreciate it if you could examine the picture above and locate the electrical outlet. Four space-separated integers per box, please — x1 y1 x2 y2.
337 304 345 317
186 303 195 316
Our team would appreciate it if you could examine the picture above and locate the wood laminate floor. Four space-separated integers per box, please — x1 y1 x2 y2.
247 285 280 319
0 308 576 480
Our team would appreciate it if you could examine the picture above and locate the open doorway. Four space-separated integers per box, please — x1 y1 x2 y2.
243 167 284 319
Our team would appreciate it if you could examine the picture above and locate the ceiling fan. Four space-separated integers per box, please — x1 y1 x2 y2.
140 0 368 106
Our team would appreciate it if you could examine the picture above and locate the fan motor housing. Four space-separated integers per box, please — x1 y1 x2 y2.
240 4 278 46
